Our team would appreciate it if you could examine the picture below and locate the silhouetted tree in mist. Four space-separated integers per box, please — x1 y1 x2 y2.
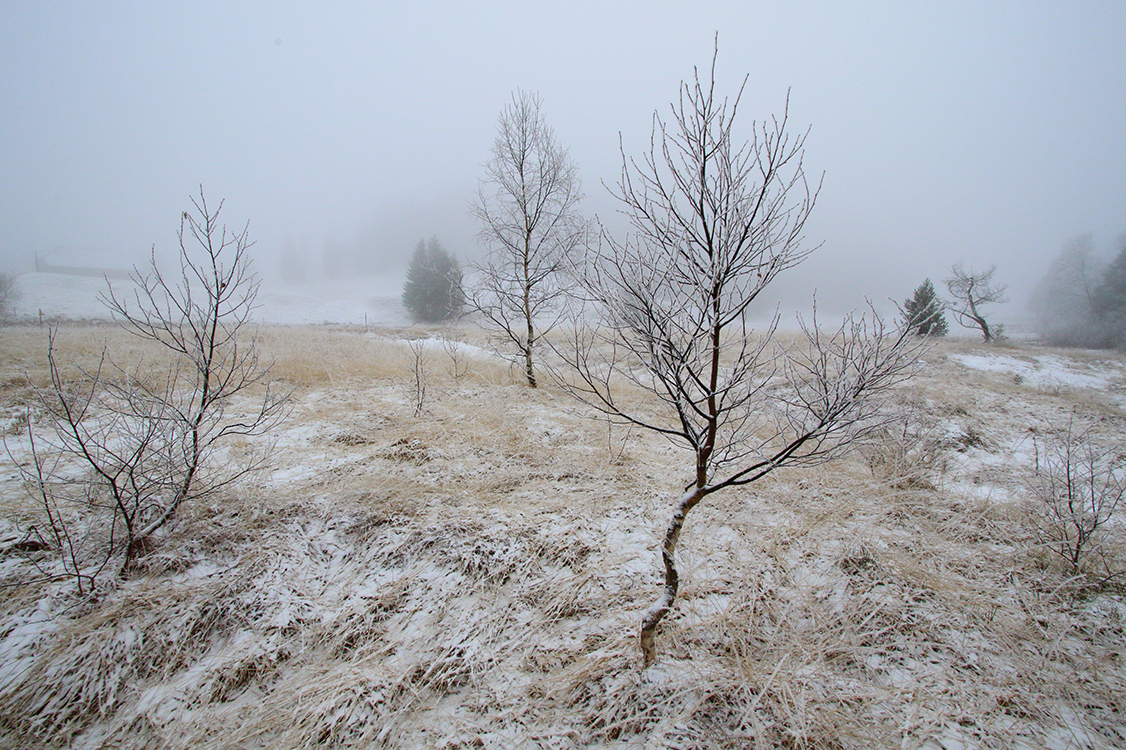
0 272 17 317
1029 235 1104 348
402 238 464 323
902 279 947 336
1092 240 1126 349
946 264 1006 342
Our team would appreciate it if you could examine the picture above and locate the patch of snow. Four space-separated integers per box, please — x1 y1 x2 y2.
0 598 60 693
8 271 416 327
952 352 1123 392
254 275 411 326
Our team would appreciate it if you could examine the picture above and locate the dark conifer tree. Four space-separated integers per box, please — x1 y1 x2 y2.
1093 243 1126 349
402 238 464 323
903 278 948 336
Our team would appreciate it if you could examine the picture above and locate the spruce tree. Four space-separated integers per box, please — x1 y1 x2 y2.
402 238 464 323
903 278 948 336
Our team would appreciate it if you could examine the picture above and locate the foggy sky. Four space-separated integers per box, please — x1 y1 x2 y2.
2 1 1124 315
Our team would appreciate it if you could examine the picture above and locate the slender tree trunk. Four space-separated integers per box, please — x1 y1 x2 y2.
523 340 536 387
523 234 538 387
640 485 707 667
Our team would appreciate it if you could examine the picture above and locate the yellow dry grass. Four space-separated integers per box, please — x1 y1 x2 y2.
0 326 1124 749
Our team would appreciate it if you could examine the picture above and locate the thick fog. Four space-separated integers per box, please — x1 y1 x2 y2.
2 2 1125 321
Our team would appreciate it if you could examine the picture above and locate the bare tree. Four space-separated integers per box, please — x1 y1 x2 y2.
1029 236 1104 348
405 337 429 416
558 52 922 666
470 90 591 387
440 328 471 384
0 272 18 318
1029 418 1124 572
22 190 288 588
945 263 1007 342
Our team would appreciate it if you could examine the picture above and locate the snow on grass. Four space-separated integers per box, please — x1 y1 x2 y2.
952 351 1126 393
2 327 1126 748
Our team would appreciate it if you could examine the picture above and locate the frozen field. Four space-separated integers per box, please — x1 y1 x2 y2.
0 273 1124 748
6 271 412 327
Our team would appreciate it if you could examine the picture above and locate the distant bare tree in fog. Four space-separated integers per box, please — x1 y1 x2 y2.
557 50 921 667
1030 235 1104 348
470 90 591 387
0 272 17 317
946 264 1007 342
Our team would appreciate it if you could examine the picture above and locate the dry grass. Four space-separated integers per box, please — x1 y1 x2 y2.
1 327 1125 748
256 325 518 389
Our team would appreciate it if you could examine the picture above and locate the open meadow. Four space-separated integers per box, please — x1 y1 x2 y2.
1 322 1125 749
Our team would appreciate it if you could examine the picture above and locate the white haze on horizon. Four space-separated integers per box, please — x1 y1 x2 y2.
2 2 1124 320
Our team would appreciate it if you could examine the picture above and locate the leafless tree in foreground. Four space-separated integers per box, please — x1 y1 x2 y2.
406 337 429 416
557 53 922 667
23 191 288 590
470 90 591 387
945 263 1007 342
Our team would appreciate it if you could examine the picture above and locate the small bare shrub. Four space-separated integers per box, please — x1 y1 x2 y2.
0 272 18 318
1028 418 1124 572
861 408 950 490
19 191 288 592
405 337 429 416
440 329 470 384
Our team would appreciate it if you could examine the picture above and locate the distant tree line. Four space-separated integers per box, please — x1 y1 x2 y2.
1030 234 1126 350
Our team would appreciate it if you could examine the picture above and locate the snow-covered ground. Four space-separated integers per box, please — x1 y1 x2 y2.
6 271 412 327
1 273 1125 749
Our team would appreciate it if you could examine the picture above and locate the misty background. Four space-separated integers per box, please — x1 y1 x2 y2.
2 1 1124 323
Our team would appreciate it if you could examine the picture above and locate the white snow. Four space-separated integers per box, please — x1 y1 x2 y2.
7 271 412 327
4 273 1126 748
952 352 1124 392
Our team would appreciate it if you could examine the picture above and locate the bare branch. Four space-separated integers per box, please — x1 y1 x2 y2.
554 49 920 667
469 90 592 387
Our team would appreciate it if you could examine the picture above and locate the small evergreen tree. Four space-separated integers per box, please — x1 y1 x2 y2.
903 278 948 336
402 237 464 323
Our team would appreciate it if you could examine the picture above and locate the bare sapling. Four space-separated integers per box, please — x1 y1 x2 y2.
441 329 470 384
558 47 922 666
22 190 288 588
407 337 429 416
19 336 185 592
1030 418 1124 573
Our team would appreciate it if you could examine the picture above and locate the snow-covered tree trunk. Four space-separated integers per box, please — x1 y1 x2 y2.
640 486 707 666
